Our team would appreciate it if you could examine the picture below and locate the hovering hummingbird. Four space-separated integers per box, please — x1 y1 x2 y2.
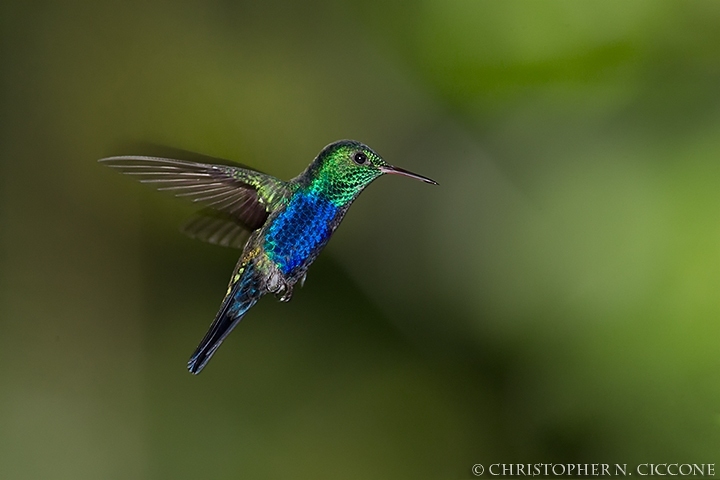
100 140 437 374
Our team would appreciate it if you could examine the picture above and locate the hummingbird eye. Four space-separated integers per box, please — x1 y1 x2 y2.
353 152 367 165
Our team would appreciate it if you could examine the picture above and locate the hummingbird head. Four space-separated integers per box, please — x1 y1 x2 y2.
302 140 437 205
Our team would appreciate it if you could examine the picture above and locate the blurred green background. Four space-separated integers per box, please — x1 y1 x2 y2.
2 0 720 478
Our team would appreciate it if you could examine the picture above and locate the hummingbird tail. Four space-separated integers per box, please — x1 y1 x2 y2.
187 264 264 374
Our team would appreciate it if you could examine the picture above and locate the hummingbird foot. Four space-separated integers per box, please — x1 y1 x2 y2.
270 281 293 302
266 263 293 301
276 287 294 302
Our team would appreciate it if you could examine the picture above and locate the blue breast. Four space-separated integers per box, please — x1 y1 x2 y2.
264 192 339 275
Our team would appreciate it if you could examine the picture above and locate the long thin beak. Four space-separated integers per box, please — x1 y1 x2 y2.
380 165 438 185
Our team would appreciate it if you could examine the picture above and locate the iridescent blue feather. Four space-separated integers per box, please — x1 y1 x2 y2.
264 192 340 275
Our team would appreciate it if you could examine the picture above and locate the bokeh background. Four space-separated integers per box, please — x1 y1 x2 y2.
2 0 720 478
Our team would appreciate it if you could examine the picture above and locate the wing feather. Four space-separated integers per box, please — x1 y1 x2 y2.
180 209 252 249
100 154 289 240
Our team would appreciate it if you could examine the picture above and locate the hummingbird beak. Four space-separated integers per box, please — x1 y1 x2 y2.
380 165 438 185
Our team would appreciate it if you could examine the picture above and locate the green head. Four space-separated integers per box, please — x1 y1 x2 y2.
299 140 437 206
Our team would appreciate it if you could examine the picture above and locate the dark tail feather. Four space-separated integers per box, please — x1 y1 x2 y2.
187 265 263 374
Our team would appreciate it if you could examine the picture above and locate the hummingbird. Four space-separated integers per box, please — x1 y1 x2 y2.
100 140 437 374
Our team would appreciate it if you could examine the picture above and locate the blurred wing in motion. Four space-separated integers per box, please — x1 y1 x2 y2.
99 155 290 236
180 208 252 249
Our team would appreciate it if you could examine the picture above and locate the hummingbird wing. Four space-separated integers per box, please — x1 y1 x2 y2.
180 208 251 249
99 155 289 234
